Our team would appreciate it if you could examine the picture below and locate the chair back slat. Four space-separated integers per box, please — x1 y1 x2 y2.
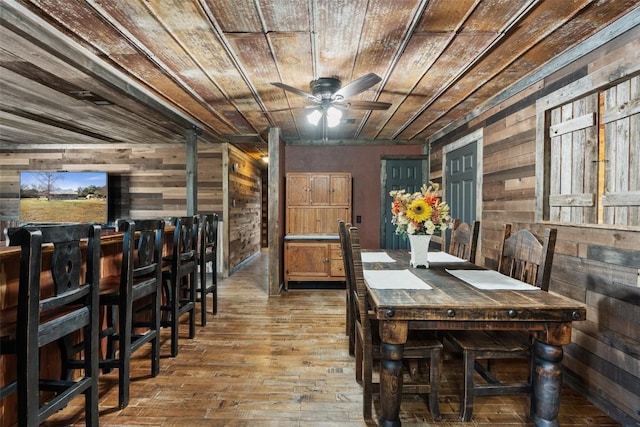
348 226 371 339
448 219 480 263
497 225 557 291
338 220 355 298
171 216 199 272
338 220 356 354
117 218 164 287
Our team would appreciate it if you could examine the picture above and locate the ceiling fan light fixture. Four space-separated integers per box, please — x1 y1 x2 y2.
307 109 322 126
326 106 342 128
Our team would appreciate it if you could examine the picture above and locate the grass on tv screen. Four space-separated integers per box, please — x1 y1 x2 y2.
19 171 108 224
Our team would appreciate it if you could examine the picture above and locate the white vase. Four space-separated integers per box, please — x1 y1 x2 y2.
408 234 431 268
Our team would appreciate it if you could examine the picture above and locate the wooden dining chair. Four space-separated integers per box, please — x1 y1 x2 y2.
444 224 558 421
197 213 219 326
448 219 480 263
161 215 198 357
97 218 164 408
337 219 355 356
348 226 443 422
6 223 101 426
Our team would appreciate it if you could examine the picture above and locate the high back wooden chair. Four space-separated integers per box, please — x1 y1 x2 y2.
337 219 355 356
448 219 480 263
349 226 443 422
198 213 219 326
98 218 164 408
444 224 558 421
7 223 101 426
161 215 198 357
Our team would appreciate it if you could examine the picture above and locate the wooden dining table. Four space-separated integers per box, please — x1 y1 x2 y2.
362 249 586 427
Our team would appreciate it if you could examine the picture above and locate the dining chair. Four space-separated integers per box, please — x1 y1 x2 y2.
197 213 219 326
161 215 198 357
448 219 480 263
348 226 443 421
443 224 558 421
6 223 101 426
337 219 355 356
97 218 164 408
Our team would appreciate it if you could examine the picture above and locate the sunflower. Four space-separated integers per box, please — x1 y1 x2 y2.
406 199 432 223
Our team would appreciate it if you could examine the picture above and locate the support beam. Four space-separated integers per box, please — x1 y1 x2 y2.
268 127 283 296
185 127 199 215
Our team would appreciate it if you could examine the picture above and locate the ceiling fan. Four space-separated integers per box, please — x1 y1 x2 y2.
270 73 391 129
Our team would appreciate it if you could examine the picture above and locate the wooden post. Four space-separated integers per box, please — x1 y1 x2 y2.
185 126 199 215
268 127 282 296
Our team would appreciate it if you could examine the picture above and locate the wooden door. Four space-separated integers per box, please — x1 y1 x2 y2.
309 175 330 205
287 174 310 206
330 174 351 206
383 159 423 249
285 242 330 278
446 142 477 225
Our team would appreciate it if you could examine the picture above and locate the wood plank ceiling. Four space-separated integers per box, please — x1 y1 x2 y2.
1 0 639 159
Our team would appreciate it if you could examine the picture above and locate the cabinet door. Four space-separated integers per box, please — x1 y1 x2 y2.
285 242 330 277
309 174 331 205
286 208 318 234
315 208 351 234
330 174 351 206
287 174 310 206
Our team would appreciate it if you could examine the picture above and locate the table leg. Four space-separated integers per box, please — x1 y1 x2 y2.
378 342 404 427
532 339 563 427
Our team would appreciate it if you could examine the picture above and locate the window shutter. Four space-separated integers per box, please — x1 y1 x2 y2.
548 93 599 223
602 75 640 226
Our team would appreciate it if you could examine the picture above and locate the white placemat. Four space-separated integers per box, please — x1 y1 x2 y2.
364 269 433 290
446 269 540 291
361 252 397 263
428 252 467 263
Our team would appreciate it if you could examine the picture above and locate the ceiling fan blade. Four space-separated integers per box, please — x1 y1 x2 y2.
333 73 382 100
341 100 391 110
271 82 318 102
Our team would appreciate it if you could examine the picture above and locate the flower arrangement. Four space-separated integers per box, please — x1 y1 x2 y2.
390 182 452 237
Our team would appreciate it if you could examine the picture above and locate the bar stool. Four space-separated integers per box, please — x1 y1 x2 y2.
161 215 198 357
6 223 101 426
197 213 219 326
98 218 164 408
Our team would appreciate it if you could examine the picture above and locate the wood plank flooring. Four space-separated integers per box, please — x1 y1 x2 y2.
42 250 619 426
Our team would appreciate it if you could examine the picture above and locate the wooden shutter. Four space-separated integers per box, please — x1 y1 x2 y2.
548 93 599 223
602 75 640 226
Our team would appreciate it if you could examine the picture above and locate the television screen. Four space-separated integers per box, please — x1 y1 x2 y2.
19 171 108 224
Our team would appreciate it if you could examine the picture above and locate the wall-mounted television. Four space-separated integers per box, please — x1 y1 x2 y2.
19 171 108 224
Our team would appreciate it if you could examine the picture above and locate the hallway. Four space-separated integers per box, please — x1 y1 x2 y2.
43 250 618 426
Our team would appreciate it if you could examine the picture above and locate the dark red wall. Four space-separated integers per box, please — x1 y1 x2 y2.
285 144 423 249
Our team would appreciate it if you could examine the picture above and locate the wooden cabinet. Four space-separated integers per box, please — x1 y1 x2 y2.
286 173 351 207
286 207 350 234
285 173 351 235
284 172 351 286
284 240 344 283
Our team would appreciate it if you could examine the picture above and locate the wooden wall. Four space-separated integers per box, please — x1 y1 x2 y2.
427 27 640 425
0 143 225 221
226 145 263 273
0 141 266 277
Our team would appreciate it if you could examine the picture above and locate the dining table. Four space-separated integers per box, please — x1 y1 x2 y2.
361 249 586 427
